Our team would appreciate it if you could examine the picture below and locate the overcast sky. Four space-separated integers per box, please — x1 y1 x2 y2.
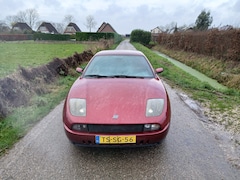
0 0 239 34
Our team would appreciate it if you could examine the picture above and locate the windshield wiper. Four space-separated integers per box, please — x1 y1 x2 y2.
84 74 146 79
111 75 144 78
84 74 113 78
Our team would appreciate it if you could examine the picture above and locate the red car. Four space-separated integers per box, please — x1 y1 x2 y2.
63 50 171 146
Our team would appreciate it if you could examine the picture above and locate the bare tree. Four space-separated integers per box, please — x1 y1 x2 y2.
63 15 75 25
5 15 19 28
26 9 39 29
85 15 97 32
5 8 39 29
0 20 10 32
52 23 64 34
16 10 27 22
159 22 177 34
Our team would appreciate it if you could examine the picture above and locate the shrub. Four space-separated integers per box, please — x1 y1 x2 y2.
130 29 151 46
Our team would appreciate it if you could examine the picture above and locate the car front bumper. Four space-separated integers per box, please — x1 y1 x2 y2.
63 123 170 147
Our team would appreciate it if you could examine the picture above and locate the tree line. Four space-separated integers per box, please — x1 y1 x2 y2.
0 8 235 35
0 8 97 33
158 10 215 34
130 10 215 46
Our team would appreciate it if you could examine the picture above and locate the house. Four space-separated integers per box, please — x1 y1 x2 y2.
64 23 81 34
151 26 162 34
37 22 58 34
12 22 32 32
151 26 162 42
97 22 116 33
219 25 233 31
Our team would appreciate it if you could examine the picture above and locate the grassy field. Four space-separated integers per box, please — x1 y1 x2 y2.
0 41 88 78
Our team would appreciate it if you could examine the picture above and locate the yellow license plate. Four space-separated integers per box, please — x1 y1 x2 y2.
95 135 136 144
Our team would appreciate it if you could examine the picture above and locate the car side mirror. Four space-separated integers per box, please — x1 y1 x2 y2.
155 68 164 73
76 67 83 73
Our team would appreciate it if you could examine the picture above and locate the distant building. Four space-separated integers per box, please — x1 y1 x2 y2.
151 26 162 34
97 22 117 33
37 22 58 34
64 23 81 34
12 22 32 32
151 26 162 42
219 25 233 31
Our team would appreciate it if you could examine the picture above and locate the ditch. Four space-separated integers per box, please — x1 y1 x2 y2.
153 51 228 91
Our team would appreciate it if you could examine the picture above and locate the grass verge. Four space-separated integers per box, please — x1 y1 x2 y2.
0 75 77 155
152 45 240 89
133 43 240 133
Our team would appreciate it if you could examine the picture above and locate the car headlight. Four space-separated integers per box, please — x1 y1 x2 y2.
69 98 86 116
146 99 164 117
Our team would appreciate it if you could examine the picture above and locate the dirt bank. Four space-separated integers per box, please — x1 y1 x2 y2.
0 50 93 119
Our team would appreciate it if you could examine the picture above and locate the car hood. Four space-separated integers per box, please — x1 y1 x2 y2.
67 78 167 124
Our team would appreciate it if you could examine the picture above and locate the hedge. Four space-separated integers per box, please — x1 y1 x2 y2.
33 33 71 41
76 32 122 43
0 34 33 41
0 32 122 43
113 33 123 44
157 29 240 62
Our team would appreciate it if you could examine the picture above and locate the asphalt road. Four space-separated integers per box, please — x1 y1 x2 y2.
0 40 239 180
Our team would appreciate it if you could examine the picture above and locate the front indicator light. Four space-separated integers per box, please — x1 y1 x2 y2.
72 124 88 132
144 124 161 131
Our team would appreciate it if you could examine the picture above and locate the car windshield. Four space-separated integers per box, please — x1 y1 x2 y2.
83 55 155 78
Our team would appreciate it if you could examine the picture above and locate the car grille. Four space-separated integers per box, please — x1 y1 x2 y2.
88 124 143 133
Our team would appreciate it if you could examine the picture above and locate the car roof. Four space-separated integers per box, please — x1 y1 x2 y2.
94 50 145 56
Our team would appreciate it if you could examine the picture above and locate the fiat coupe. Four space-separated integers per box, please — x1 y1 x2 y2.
63 50 171 146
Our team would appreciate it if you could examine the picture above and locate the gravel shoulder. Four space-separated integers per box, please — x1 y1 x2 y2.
176 88 240 169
